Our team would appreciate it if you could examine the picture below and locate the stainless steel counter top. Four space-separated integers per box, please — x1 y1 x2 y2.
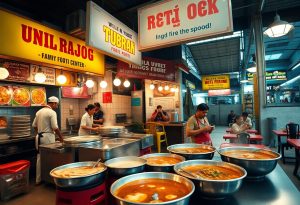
189 165 299 205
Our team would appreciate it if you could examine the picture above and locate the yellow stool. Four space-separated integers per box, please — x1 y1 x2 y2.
145 122 168 153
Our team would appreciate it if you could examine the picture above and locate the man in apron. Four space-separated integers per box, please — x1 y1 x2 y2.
32 96 63 185
186 103 214 145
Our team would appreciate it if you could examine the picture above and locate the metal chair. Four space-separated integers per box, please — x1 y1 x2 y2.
236 133 250 144
281 123 300 164
145 122 168 153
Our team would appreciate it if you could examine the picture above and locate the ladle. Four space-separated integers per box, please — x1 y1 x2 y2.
92 158 102 168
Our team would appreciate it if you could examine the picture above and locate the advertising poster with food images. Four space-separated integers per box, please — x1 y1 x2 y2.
30 87 47 106
29 64 56 85
12 86 31 107
0 85 13 106
0 59 30 82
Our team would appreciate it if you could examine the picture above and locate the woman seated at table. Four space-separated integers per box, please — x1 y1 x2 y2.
150 105 169 122
231 115 250 134
78 104 100 136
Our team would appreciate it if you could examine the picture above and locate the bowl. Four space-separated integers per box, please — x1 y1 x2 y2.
111 172 195 205
141 153 185 172
218 147 281 179
50 161 107 188
174 160 247 199
104 156 146 176
167 143 215 160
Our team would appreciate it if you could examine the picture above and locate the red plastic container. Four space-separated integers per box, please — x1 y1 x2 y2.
0 160 30 201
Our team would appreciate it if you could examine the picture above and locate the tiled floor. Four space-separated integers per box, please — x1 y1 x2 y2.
1 126 299 204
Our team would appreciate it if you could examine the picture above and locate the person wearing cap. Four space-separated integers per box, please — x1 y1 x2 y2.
79 104 100 136
93 102 104 125
186 103 214 145
32 96 63 185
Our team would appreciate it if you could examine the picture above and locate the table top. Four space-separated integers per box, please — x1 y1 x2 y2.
287 139 300 149
219 143 270 150
188 165 299 205
272 130 300 137
226 128 258 134
223 134 263 140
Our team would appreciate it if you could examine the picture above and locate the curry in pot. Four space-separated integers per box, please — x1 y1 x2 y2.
183 165 243 180
146 156 182 166
115 178 190 203
51 165 105 178
222 150 277 160
171 147 213 154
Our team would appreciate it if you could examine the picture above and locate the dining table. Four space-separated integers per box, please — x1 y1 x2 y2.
223 133 263 144
226 128 258 134
272 130 300 153
287 138 300 178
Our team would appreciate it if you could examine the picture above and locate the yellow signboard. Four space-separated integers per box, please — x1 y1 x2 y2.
202 75 230 90
0 9 104 76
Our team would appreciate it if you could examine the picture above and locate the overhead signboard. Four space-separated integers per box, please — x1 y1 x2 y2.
86 1 142 66
247 71 287 81
138 0 233 51
117 57 176 81
202 75 230 90
208 89 231 96
0 9 104 76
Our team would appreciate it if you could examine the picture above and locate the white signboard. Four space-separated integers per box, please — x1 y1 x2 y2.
138 0 233 51
86 1 142 65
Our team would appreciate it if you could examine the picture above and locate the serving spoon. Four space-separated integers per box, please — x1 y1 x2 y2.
92 158 102 168
178 168 202 179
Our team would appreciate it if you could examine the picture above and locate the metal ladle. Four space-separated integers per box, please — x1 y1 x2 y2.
92 158 102 168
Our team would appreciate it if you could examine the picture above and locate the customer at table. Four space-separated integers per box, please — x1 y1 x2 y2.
186 103 214 145
227 110 236 126
242 112 252 128
151 105 169 122
93 102 104 125
231 115 250 134
78 104 100 136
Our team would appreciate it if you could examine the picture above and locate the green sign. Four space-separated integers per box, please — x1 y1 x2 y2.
247 71 287 81
131 98 141 106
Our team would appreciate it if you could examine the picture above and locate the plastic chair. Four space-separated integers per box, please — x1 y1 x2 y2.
145 122 168 153
236 133 250 144
281 123 300 164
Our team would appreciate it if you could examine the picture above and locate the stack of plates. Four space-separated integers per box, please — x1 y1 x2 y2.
0 133 10 141
98 126 125 135
11 115 31 138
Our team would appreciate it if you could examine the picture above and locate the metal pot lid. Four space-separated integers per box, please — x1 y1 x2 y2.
63 135 102 144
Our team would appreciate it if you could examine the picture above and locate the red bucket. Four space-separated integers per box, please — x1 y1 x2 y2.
0 160 30 175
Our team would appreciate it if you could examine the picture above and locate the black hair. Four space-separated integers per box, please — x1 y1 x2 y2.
157 105 162 109
242 112 248 117
85 104 95 112
197 103 209 111
94 102 101 108
234 115 242 123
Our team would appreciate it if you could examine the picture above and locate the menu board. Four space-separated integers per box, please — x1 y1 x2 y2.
55 70 77 87
0 59 30 82
11 86 31 107
30 87 47 106
0 85 13 106
61 85 90 99
29 64 56 85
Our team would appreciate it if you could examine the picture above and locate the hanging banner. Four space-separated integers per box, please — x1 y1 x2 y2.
117 57 176 81
86 1 142 66
138 0 233 51
247 71 287 81
202 75 230 90
0 9 104 75
61 86 90 99
208 89 231 96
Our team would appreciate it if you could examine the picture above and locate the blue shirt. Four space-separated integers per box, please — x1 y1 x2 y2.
93 110 104 124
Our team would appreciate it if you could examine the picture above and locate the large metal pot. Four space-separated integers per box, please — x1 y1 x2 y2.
141 153 185 172
167 143 215 160
104 156 146 176
174 160 247 199
110 172 195 205
50 161 107 188
218 147 281 179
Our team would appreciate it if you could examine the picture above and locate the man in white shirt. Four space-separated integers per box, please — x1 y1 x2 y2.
242 112 252 129
32 96 63 185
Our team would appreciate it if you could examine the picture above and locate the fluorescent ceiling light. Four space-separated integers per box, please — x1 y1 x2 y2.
291 62 300 71
280 75 300 87
240 80 249 83
265 53 282 61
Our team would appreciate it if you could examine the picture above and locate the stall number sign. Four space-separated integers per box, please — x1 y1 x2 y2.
247 71 287 81
202 75 230 90
138 0 233 51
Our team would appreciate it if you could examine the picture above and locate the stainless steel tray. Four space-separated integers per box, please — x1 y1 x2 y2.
63 135 102 144
119 133 154 149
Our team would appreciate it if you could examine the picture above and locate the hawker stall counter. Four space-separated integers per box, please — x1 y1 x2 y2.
189 165 299 205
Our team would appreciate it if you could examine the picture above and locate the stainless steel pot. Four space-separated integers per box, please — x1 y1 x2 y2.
174 160 247 199
218 147 281 179
104 156 146 176
110 172 195 205
167 143 215 160
141 153 185 172
50 161 107 188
